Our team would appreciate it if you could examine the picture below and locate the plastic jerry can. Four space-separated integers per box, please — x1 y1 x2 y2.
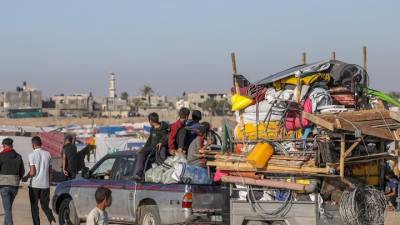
246 142 274 168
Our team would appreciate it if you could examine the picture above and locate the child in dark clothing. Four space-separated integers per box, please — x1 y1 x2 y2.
168 107 190 156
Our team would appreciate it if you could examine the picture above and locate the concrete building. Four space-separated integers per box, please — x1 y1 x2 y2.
48 93 97 117
186 92 226 107
180 92 226 109
0 82 43 118
129 95 170 107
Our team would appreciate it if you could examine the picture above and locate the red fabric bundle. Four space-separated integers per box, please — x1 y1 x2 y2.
285 97 312 130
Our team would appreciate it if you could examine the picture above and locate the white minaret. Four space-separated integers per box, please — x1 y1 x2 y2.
109 73 116 98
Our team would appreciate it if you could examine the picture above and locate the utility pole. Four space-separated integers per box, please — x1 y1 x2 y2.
301 52 307 64
331 51 336 60
362 46 367 71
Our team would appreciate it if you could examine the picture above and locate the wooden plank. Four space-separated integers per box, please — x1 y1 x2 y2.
320 110 392 122
390 111 400 122
340 134 345 178
337 119 395 140
303 112 335 131
207 161 330 174
344 138 361 158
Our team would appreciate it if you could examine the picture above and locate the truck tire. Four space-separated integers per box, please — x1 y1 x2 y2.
59 198 80 225
246 221 269 225
271 221 286 225
138 205 162 225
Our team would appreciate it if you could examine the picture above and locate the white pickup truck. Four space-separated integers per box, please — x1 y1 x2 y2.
52 150 227 225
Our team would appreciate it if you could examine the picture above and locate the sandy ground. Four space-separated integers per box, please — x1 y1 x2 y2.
0 116 231 128
0 185 398 225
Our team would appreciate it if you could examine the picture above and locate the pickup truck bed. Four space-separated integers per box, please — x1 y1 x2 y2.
52 151 227 225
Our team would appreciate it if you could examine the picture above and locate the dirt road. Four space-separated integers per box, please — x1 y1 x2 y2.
0 185 398 225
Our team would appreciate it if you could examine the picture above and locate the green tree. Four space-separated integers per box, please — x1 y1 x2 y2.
200 98 218 116
120 91 129 101
201 99 231 116
140 85 154 105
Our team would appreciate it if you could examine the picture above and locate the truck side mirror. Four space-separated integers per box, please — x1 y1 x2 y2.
82 167 91 179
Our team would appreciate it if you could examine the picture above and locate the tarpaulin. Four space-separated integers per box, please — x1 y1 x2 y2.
95 134 146 161
40 132 65 157
97 126 125 134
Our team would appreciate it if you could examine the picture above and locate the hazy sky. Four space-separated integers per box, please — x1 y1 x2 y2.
1 1 399 97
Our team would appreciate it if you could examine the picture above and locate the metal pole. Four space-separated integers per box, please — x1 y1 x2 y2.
362 46 367 71
331 51 336 60
302 52 307 64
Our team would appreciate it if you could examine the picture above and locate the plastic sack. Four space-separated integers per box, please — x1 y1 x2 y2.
145 156 186 183
234 122 302 140
172 163 211 184
273 73 331 90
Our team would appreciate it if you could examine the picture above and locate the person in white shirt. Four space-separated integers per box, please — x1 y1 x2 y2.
22 136 56 225
87 187 112 225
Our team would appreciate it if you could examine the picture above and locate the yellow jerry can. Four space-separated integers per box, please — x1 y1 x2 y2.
246 142 274 168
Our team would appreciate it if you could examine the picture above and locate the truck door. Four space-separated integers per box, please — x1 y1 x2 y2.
109 156 137 223
73 156 118 219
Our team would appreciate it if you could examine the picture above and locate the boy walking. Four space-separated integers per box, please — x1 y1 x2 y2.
87 187 112 225
22 136 56 225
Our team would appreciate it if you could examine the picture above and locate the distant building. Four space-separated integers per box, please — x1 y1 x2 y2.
0 82 43 118
179 92 227 110
129 95 170 107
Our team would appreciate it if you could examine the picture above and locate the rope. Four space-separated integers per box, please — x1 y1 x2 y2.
334 115 370 155
378 111 396 141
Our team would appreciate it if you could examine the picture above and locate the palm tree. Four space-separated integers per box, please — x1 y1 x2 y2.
140 85 154 105
120 91 129 101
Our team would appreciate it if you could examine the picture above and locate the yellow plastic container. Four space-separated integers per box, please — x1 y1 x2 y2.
246 142 274 168
231 94 253 111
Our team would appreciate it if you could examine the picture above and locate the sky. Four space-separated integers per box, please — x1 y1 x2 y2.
0 1 399 97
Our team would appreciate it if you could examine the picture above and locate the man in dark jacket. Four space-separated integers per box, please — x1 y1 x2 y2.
185 110 202 148
132 112 169 180
62 135 78 179
0 138 25 225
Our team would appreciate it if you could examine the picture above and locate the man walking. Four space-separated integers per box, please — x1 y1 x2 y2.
62 135 78 179
22 136 56 225
0 138 25 225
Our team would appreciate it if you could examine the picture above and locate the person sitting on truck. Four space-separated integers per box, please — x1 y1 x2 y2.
185 110 202 145
132 112 169 181
384 172 398 210
168 107 190 156
86 187 112 225
187 122 211 168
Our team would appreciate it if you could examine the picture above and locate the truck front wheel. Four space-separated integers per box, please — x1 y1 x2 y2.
59 198 80 225
246 221 270 225
138 205 162 225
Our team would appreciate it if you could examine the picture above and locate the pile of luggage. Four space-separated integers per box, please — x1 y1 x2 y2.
231 59 370 143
